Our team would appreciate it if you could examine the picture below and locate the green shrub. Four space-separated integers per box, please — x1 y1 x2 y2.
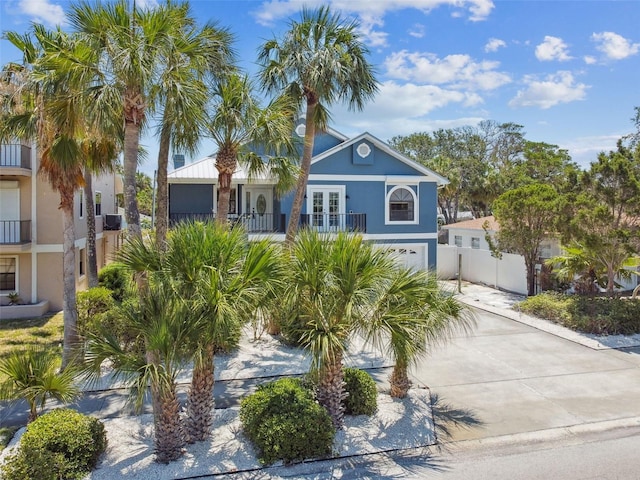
98 262 131 302
240 378 335 465
343 368 377 416
77 287 115 337
517 293 572 323
518 293 640 335
0 409 106 480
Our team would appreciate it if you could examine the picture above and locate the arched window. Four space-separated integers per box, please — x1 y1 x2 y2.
388 187 415 222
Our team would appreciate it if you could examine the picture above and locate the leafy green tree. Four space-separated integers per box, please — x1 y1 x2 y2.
258 6 378 244
0 347 79 422
136 172 153 217
556 140 640 294
491 184 560 296
206 73 298 225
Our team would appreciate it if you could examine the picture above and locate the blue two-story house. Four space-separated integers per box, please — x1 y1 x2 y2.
168 123 448 270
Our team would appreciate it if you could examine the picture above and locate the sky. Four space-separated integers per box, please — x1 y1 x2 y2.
1 0 639 178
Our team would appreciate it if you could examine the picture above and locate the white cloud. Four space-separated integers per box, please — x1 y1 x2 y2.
409 23 426 38
136 0 160 10
384 50 511 91
509 71 589 109
591 31 640 60
17 0 66 26
253 1 495 46
560 134 622 169
535 36 572 61
583 55 597 65
484 38 506 53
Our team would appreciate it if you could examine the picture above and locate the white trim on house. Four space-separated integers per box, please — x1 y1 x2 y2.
310 132 449 186
308 174 431 182
385 184 419 226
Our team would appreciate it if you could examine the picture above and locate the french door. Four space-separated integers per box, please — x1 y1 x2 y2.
306 186 345 232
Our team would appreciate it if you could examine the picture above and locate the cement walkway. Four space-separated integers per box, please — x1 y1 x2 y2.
410 281 640 445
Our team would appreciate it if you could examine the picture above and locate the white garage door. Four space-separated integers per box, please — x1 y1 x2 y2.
381 244 427 271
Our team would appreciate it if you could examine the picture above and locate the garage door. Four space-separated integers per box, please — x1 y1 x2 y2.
381 244 427 271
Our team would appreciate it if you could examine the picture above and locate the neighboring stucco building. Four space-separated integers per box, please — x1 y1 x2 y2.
168 123 448 271
0 140 123 313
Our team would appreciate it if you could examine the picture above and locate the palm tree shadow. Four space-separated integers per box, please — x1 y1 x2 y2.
429 392 484 444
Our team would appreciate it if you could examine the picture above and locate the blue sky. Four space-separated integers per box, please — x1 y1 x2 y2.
2 0 639 177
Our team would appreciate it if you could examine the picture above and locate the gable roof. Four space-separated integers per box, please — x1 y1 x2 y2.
310 131 449 186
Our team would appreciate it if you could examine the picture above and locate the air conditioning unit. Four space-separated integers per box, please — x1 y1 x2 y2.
104 214 122 231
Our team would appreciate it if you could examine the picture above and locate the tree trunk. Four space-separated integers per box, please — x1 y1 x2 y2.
389 361 411 398
84 170 99 288
316 354 345 429
184 345 215 443
153 384 185 464
155 123 170 248
61 201 79 369
215 146 237 226
285 97 317 246
123 120 142 240
525 258 536 296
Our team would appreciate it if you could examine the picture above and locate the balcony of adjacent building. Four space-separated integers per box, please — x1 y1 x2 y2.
0 143 32 177
0 220 32 252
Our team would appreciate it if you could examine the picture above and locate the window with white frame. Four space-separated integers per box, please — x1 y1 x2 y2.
95 191 102 216
471 237 480 249
0 257 17 292
454 235 462 247
387 186 417 223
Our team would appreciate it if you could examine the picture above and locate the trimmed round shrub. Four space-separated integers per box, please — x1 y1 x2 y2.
98 262 131 302
240 378 335 465
0 409 107 480
343 368 377 416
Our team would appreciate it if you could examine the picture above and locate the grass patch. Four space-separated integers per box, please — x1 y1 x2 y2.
0 427 18 450
0 312 63 381
518 293 640 335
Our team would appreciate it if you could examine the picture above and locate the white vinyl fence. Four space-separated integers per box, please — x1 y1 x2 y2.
437 245 528 295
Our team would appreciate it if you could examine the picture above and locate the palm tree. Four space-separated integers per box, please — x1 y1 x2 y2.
160 221 284 442
0 347 80 423
68 0 188 240
283 230 395 428
258 6 378 244
1 26 87 368
151 7 235 245
367 269 473 398
207 73 298 225
81 136 120 287
85 236 190 463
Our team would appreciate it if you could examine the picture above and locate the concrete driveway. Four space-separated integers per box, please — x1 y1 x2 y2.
410 304 640 443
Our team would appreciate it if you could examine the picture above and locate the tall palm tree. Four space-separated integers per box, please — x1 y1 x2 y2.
0 346 80 423
367 269 473 398
283 230 395 428
207 73 298 225
1 26 87 368
258 6 378 244
68 0 187 240
160 221 283 442
151 7 235 246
